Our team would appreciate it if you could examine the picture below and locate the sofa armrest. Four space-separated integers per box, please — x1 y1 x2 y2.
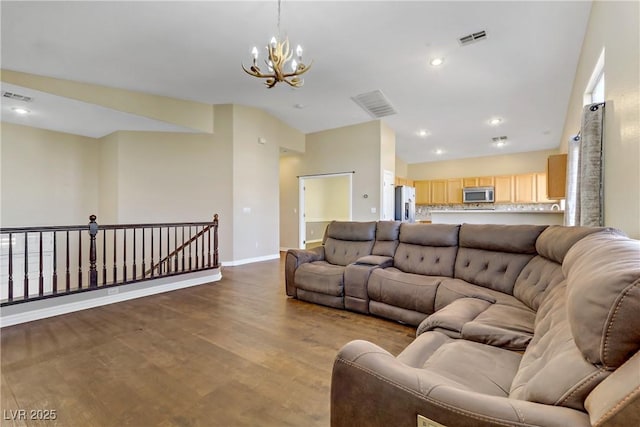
585 350 640 427
417 297 493 337
354 255 394 268
332 339 591 427
285 247 325 297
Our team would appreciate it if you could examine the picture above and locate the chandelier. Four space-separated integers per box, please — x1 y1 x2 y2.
242 0 312 88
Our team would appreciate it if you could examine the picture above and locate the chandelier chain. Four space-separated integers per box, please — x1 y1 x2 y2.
277 0 281 38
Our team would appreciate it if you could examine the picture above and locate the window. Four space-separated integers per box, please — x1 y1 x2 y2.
583 49 605 105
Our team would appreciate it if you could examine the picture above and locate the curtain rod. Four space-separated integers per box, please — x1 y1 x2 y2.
297 171 355 178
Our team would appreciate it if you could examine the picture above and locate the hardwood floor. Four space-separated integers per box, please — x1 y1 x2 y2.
1 255 414 426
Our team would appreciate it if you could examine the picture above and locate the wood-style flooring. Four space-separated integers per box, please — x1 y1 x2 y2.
1 254 414 426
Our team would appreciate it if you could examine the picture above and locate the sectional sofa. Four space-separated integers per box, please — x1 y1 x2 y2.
285 221 640 427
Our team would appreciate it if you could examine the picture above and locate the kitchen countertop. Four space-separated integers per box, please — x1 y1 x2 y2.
433 209 564 214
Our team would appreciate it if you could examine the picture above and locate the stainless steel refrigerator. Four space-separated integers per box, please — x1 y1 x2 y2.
395 185 416 222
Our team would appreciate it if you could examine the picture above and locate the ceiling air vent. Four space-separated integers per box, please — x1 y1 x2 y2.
2 91 34 102
351 90 398 119
492 136 508 142
459 30 487 46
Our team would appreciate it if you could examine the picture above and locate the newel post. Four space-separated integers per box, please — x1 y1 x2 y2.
213 214 219 268
89 215 99 288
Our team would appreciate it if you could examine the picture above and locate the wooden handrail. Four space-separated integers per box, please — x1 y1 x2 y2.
145 214 219 276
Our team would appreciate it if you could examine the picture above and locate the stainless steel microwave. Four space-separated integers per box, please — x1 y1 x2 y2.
463 186 495 203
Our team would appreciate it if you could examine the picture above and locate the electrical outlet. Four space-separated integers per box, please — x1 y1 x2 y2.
107 288 119 296
417 415 446 427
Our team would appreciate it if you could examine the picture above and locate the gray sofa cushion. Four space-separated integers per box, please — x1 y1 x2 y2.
372 221 401 256
509 281 607 411
394 244 457 277
368 267 443 315
513 255 564 310
458 224 547 254
564 231 640 369
454 248 534 294
535 225 611 264
399 223 460 246
295 261 345 296
323 221 377 266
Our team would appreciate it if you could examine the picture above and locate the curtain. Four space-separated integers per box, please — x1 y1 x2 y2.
564 102 605 226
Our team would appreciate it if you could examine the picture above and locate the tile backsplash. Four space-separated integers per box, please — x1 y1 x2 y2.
416 203 563 220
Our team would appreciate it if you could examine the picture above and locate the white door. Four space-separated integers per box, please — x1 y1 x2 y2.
382 170 395 220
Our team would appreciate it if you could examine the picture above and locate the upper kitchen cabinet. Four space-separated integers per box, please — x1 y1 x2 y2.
447 178 464 204
431 180 447 204
494 175 514 203
514 173 537 203
415 180 431 204
462 176 494 187
547 154 567 199
536 173 557 203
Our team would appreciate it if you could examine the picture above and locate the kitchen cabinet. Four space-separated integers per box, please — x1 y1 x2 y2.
547 154 567 199
463 177 478 187
395 176 415 187
494 175 514 203
462 176 495 187
478 176 495 186
431 180 447 204
415 180 431 204
536 173 556 203
514 173 537 203
447 178 464 204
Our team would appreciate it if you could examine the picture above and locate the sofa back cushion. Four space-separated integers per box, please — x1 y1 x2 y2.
323 221 376 266
509 282 608 411
563 231 640 369
510 230 639 411
535 225 609 264
513 226 607 310
512 256 564 310
393 224 459 277
372 221 401 256
454 224 547 295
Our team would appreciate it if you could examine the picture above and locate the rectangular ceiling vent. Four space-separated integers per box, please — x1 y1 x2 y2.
459 30 487 46
2 91 34 102
351 90 398 118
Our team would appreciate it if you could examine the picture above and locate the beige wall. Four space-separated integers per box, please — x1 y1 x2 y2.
396 157 409 178
305 121 383 220
279 120 385 250
408 149 559 180
559 0 639 238
2 70 214 133
0 123 99 225
279 155 302 250
231 105 286 261
304 175 350 222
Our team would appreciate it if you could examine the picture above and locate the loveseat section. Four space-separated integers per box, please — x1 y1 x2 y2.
287 221 376 309
367 224 459 325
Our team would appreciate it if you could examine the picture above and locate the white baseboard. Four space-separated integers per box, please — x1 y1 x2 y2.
0 269 222 328
221 253 280 267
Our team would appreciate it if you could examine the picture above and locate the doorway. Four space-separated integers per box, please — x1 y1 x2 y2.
298 173 352 249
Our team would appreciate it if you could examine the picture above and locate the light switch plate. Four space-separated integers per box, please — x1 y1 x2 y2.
417 415 446 427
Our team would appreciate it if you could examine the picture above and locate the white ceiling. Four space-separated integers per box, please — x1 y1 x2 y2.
0 1 592 163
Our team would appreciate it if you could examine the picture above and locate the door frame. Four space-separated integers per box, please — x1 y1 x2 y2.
298 173 353 249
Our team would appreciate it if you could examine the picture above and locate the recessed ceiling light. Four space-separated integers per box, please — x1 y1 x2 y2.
429 57 444 67
11 107 30 115
294 103 306 109
435 148 444 155
417 129 431 137
495 141 506 148
489 117 503 126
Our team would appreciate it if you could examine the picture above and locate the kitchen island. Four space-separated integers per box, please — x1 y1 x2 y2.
430 209 564 225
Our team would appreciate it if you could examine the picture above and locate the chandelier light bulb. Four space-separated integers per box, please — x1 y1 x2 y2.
241 0 313 88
